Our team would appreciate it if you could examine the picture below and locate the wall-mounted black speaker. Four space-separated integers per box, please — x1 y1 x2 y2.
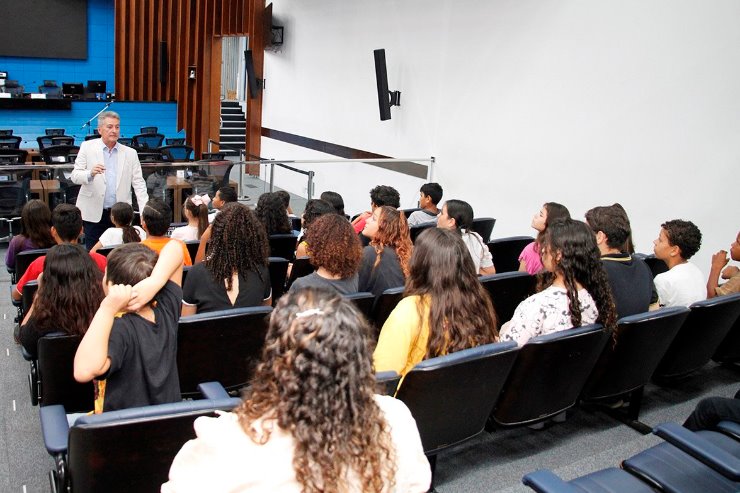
374 49 400 121
159 41 168 85
245 49 261 99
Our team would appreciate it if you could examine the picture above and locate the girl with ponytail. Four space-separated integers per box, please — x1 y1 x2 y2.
90 202 145 252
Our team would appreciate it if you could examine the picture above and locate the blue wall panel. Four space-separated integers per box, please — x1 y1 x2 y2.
0 0 115 94
0 101 185 148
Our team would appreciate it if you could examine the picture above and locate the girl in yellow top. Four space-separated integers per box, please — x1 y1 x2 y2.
373 228 499 377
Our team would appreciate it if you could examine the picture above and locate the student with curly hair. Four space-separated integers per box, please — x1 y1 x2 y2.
5 200 55 270
437 199 495 275
360 206 413 296
500 219 617 346
90 202 146 253
518 202 571 275
171 194 210 241
374 228 499 377
255 192 292 236
653 219 705 307
295 198 336 258
18 244 104 358
290 214 362 294
163 288 431 492
182 203 271 315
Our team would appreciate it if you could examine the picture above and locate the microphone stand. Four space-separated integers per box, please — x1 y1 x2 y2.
81 101 114 134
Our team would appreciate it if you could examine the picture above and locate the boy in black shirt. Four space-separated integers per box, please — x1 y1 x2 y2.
74 240 184 412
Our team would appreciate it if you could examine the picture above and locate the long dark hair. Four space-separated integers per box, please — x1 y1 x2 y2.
20 200 55 248
255 192 291 235
540 219 617 332
183 196 209 238
110 202 141 243
371 206 413 277
444 199 474 233
205 203 269 290
535 202 570 245
28 244 104 337
406 228 498 358
237 288 396 492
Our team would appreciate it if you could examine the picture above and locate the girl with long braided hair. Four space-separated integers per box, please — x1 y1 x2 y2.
181 202 271 315
163 288 431 492
500 218 617 346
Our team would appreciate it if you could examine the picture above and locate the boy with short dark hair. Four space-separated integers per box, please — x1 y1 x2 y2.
74 240 184 412
140 198 192 265
208 186 238 223
407 183 443 227
352 185 401 233
653 219 705 307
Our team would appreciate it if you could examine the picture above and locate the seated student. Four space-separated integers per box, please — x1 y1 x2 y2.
255 192 292 236
374 228 499 378
352 185 401 234
73 240 184 412
163 288 431 492
653 219 705 307
289 214 362 295
208 186 238 223
437 199 496 275
359 206 412 297
171 195 209 242
274 190 295 216
707 230 740 298
140 198 193 266
407 182 443 227
182 203 271 315
294 199 335 258
5 200 55 271
518 202 571 275
90 202 146 253
684 388 740 432
585 204 657 318
13 204 107 302
320 190 346 217
500 219 617 347
18 244 104 359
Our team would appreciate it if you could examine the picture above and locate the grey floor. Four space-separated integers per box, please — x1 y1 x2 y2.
0 239 736 491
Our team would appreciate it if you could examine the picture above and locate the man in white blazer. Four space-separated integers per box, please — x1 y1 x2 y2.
71 111 149 249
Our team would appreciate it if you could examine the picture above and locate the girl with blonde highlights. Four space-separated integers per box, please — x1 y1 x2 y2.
359 206 413 296
163 288 431 492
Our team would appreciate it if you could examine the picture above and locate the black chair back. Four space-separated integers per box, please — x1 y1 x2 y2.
177 306 271 396
409 223 435 243
268 257 289 303
370 286 405 333
132 133 165 150
45 128 65 136
0 148 28 164
581 307 690 401
479 271 536 324
159 144 194 162
95 245 115 257
286 256 315 289
15 248 48 283
40 144 79 164
487 236 535 273
653 292 740 381
290 216 301 232
118 137 133 146
165 138 185 145
184 240 199 263
713 316 740 363
37 334 95 412
268 233 297 261
471 217 496 243
396 341 519 455
491 324 608 426
21 280 38 316
639 254 669 278
0 135 22 149
181 265 191 286
140 126 158 134
375 371 401 396
344 292 375 320
84 132 101 141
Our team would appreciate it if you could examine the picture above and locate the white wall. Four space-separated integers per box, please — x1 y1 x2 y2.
261 0 740 275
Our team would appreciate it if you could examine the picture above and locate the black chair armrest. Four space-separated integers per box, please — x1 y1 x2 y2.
10 285 21 308
653 423 740 481
197 381 230 400
717 420 740 440
40 405 70 454
522 470 580 493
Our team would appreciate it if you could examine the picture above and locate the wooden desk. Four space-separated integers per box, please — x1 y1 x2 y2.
30 179 60 205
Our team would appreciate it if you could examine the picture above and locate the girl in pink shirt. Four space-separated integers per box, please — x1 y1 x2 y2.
518 202 571 275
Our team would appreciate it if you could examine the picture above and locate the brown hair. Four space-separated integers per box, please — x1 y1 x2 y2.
105 243 158 286
371 206 413 277
183 196 209 238
20 200 55 249
305 214 362 279
110 202 141 243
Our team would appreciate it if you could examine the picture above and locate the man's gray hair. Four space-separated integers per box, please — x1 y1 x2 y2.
97 111 120 128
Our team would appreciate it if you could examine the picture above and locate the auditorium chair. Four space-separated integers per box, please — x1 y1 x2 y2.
395 341 519 482
490 325 609 428
344 291 375 320
2 80 23 96
40 383 241 493
713 316 740 364
636 253 669 278
487 236 535 273
38 82 62 98
580 306 690 433
183 240 199 262
653 292 740 381
40 144 79 164
140 126 158 134
165 138 185 145
286 256 315 289
0 135 22 149
268 233 298 261
21 279 38 318
45 128 66 136
290 216 301 232
409 223 435 243
268 256 289 303
369 286 405 335
159 144 194 162
177 306 271 396
84 131 101 141
0 148 28 164
479 271 536 324
28 333 94 412
132 132 165 150
471 217 496 243
118 137 133 146
375 371 401 396
37 135 74 150
11 247 47 284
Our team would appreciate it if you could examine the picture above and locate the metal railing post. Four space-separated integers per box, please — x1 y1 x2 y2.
307 171 315 199
269 162 275 192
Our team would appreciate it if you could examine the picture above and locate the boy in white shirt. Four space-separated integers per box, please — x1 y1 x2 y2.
653 219 705 307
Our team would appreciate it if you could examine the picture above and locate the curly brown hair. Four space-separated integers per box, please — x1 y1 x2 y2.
371 206 413 277
206 203 269 291
236 288 397 492
305 213 362 279
255 192 292 235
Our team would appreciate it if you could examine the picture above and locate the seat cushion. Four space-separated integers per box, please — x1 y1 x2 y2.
570 467 654 493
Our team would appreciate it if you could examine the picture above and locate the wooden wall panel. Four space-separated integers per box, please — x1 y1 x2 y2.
114 0 265 159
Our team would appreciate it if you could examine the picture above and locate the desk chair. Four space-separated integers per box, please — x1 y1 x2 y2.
140 126 158 134
2 80 23 96
0 149 28 164
132 133 165 150
0 136 22 149
38 84 62 98
41 145 79 164
45 128 66 136
165 138 185 145
159 144 194 162
37 136 74 150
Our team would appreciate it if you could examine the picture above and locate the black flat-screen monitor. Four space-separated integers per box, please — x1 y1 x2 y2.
87 80 106 93
62 83 85 96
